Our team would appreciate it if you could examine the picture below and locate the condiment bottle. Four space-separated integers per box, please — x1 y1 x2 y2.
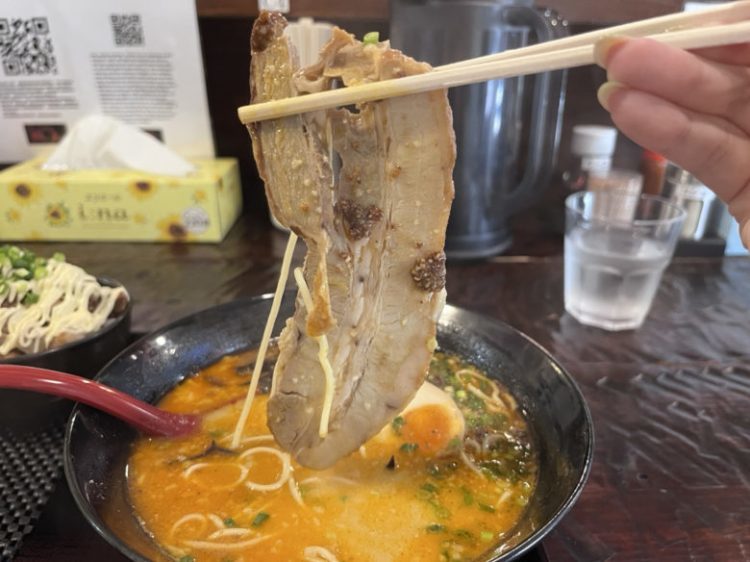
563 125 618 192
663 164 717 240
641 150 668 195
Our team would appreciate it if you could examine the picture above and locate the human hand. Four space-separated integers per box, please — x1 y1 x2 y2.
594 37 750 248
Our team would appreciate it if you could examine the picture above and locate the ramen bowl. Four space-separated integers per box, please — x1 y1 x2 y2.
0 277 131 432
65 294 593 561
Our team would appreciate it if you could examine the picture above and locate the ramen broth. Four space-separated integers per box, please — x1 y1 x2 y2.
127 351 537 562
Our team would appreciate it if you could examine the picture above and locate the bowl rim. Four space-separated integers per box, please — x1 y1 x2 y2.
64 294 594 562
0 276 131 365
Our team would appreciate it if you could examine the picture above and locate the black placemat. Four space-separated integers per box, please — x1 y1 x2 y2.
0 426 64 561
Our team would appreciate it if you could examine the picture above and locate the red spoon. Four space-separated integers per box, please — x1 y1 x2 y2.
0 365 200 437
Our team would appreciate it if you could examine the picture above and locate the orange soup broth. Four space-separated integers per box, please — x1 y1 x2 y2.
128 352 536 562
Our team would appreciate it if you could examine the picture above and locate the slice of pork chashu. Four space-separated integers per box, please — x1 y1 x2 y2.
248 12 455 469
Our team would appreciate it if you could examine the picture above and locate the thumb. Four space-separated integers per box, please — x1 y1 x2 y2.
741 219 750 250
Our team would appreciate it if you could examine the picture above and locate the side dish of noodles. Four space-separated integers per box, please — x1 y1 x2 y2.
0 245 129 357
127 351 536 562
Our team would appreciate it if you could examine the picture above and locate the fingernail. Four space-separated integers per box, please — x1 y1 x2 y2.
594 36 628 68
597 81 624 111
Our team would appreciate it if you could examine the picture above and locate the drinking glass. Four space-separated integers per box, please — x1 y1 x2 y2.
564 191 686 331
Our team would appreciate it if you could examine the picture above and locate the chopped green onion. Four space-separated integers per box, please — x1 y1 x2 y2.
363 31 380 45
478 503 496 513
252 512 270 527
454 529 474 540
400 442 418 454
223 517 236 527
426 523 445 533
480 531 494 542
460 486 474 506
447 437 462 450
428 499 451 519
21 292 40 306
421 482 438 494
52 251 65 262
391 415 405 435
455 389 467 400
178 556 195 562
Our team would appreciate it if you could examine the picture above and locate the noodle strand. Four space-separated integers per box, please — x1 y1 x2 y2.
183 535 272 551
288 476 305 507
231 233 298 449
304 545 340 562
293 267 335 438
182 462 249 490
239 447 292 491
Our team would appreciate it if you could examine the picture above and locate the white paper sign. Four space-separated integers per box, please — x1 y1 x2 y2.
0 0 214 163
258 0 290 13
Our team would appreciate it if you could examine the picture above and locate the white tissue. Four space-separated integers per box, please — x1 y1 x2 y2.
42 115 195 176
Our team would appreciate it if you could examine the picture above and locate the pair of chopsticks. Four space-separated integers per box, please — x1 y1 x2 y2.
237 1 750 124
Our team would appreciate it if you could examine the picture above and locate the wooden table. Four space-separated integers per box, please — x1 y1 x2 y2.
14 217 750 561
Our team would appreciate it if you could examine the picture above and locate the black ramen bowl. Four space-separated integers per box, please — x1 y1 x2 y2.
0 277 131 432
65 294 593 562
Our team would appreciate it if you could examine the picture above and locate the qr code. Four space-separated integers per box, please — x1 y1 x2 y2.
0 17 57 76
110 14 143 46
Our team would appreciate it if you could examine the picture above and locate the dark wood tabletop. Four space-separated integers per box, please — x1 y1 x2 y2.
13 216 750 561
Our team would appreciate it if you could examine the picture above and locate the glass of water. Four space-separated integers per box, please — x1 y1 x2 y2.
565 191 687 331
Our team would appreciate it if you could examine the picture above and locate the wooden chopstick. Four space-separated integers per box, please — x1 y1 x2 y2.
437 0 750 71
238 18 750 125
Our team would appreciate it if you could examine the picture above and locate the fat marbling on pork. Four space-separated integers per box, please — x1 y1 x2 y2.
247 12 455 469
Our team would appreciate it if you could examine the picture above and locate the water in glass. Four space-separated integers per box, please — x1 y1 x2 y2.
564 226 671 330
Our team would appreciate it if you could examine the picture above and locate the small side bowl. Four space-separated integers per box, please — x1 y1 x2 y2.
0 277 132 432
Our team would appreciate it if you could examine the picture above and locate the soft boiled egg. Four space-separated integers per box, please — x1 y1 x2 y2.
372 381 465 456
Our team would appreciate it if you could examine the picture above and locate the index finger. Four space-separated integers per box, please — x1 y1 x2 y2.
692 41 750 65
596 37 750 129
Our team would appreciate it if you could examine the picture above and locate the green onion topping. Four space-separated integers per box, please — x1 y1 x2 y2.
252 512 270 527
391 415 405 435
0 245 62 307
420 482 438 494
460 486 474 506
21 292 40 306
400 442 418 454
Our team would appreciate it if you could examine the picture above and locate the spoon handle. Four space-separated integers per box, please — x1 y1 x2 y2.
0 365 199 437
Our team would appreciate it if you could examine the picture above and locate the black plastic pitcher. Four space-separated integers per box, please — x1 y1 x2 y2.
390 0 568 257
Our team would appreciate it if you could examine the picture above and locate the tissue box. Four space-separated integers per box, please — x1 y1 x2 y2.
0 158 242 243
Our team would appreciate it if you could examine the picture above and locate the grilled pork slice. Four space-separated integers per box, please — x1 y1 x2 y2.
248 12 455 469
